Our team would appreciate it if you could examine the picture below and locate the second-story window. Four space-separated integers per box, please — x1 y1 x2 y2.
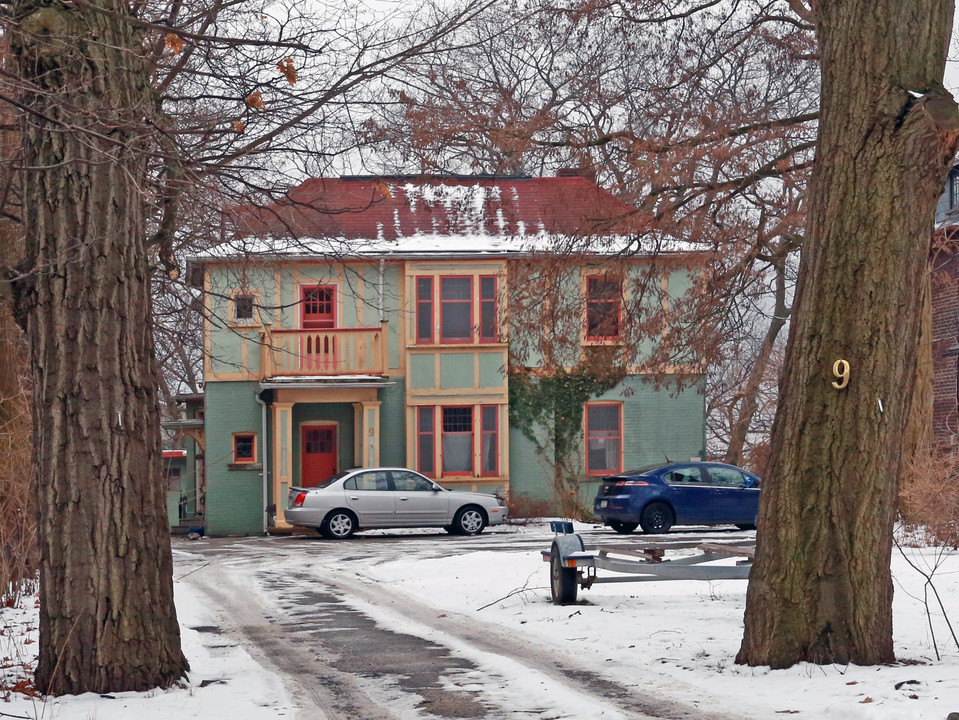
479 276 498 342
415 274 500 345
416 277 434 343
234 295 255 323
440 276 472 343
951 171 959 209
586 275 622 340
302 285 335 329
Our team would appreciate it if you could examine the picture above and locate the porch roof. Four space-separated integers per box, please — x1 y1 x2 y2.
258 375 395 390
162 418 205 430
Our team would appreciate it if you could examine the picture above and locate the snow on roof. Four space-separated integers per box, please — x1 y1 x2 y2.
235 175 635 241
263 375 386 382
189 176 702 271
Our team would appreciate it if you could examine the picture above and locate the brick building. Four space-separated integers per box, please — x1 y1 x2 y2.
933 166 959 442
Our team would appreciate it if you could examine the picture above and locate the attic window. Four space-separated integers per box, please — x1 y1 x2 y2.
234 295 255 322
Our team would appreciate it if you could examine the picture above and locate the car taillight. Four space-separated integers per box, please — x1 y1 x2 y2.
293 492 307 507
614 480 649 487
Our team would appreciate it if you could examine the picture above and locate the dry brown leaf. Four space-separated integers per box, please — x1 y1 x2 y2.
164 33 184 54
278 58 297 85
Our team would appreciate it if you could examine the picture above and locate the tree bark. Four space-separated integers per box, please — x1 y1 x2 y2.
903 276 933 459
9 0 188 694
737 0 959 668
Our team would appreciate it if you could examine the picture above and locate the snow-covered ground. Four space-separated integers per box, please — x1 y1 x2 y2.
2 521 959 719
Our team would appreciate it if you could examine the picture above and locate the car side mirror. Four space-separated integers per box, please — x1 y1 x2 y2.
431 484 442 492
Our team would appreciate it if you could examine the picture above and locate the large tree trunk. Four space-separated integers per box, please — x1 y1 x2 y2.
903 276 934 459
10 0 189 694
737 0 959 668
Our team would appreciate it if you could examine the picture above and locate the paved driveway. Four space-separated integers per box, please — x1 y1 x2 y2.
174 524 754 720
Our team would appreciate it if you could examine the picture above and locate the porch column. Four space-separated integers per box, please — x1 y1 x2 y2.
272 402 294 527
358 400 381 467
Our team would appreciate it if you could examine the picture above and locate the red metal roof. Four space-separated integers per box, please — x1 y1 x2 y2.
229 175 638 241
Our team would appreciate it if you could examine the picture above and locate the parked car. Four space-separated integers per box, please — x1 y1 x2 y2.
593 461 761 534
286 467 509 539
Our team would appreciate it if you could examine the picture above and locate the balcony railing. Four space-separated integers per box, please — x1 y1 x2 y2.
259 323 388 377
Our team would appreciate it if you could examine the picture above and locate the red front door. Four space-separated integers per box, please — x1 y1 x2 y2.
302 425 337 487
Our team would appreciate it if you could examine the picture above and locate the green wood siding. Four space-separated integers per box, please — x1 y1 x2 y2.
410 354 435 389
379 380 407 466
478 352 506 387
203 381 266 535
507 375 706 513
439 354 473 388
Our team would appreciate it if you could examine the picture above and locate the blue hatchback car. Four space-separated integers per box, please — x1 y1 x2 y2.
593 461 761 534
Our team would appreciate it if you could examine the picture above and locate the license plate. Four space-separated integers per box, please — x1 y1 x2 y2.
600 500 608 508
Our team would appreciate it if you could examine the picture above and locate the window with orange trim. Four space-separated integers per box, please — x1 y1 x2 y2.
479 276 497 342
440 276 472 343
415 276 434 344
586 275 621 340
441 406 473 474
234 295 255 323
585 403 621 475
233 433 257 463
416 406 435 477
480 405 499 476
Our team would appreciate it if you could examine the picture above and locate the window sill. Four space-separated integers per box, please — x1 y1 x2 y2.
409 342 508 350
228 462 262 471
582 338 623 346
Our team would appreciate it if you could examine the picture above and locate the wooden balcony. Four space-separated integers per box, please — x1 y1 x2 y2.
259 323 388 378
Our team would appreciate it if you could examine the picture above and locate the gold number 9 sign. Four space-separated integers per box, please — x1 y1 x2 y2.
832 359 850 390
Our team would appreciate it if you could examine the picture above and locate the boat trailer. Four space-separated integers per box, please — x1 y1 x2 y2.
542 521 755 604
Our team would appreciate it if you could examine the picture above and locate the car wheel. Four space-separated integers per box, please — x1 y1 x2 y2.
320 509 356 539
639 502 673 534
549 541 578 604
608 521 638 535
453 506 486 536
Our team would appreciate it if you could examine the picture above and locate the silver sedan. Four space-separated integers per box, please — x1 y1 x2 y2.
286 467 509 539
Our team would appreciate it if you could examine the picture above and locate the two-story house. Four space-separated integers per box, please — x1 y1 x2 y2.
176 174 708 535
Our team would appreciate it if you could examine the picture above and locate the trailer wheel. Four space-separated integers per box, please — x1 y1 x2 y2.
550 541 578 604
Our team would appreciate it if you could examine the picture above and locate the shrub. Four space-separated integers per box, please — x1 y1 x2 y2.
0 387 37 607
504 494 553 523
898 445 959 548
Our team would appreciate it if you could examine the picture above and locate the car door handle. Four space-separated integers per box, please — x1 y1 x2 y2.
398 497 408 501
349 496 359 500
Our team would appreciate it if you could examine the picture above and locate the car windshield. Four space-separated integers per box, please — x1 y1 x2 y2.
314 471 349 489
